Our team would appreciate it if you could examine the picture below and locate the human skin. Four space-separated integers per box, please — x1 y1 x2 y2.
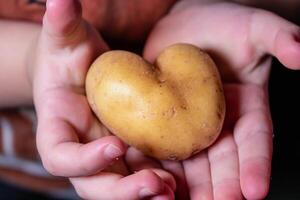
0 20 40 107
1 0 176 199
30 0 176 199
1 0 300 199
143 0 300 199
0 0 177 43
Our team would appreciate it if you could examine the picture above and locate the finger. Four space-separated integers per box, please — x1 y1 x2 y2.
161 160 189 200
126 147 161 171
208 131 242 200
126 148 176 191
70 169 173 200
250 9 300 69
227 83 273 199
233 88 273 199
37 0 107 91
151 185 175 200
183 151 213 200
234 111 272 200
150 169 177 193
42 0 108 51
43 0 82 39
224 84 269 130
37 118 126 177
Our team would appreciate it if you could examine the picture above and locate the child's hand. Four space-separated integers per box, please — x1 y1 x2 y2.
31 0 175 199
144 1 300 199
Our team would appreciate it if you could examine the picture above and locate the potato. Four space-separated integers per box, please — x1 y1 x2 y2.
86 43 225 160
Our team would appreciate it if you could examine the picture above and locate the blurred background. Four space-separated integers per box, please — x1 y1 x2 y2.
267 60 300 200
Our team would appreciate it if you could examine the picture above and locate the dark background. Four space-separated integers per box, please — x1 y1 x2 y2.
266 59 300 200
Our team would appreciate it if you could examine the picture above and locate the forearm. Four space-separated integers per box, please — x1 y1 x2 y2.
0 19 40 108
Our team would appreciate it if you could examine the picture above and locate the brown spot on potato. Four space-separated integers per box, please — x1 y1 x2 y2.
202 76 212 84
143 144 153 154
162 107 176 118
206 134 216 143
181 105 187 110
217 110 222 119
217 102 225 120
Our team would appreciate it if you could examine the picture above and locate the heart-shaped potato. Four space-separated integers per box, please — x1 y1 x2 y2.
86 43 225 160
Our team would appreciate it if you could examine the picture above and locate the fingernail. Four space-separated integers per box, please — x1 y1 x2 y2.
139 188 156 198
104 144 123 159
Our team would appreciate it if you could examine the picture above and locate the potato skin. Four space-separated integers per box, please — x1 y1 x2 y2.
86 43 225 160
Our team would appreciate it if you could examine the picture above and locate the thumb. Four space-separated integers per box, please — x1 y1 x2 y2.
251 10 300 70
42 0 85 47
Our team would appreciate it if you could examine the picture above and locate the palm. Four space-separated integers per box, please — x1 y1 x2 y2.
148 73 272 200
177 83 272 199
141 1 300 199
34 19 177 199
